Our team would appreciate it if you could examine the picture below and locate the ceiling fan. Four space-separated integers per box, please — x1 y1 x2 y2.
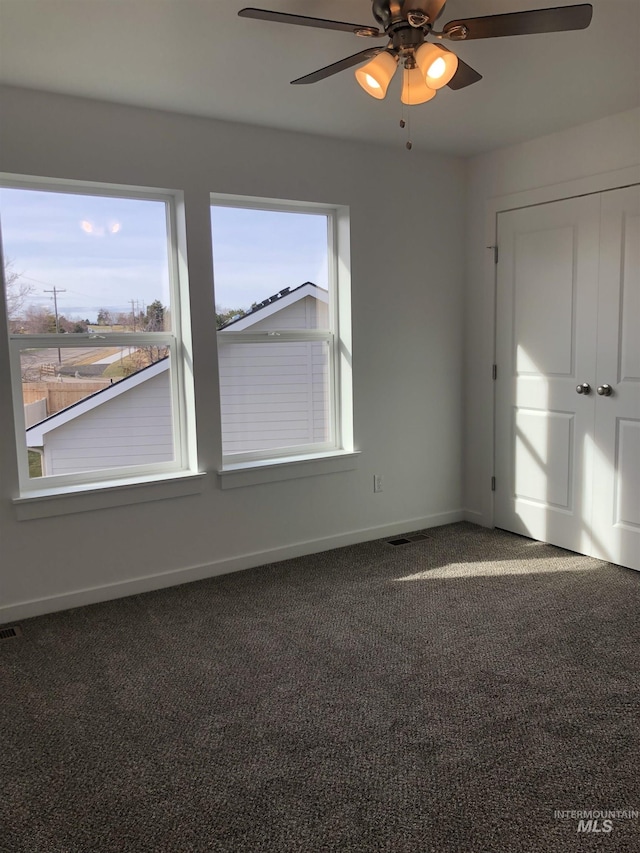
238 2 593 105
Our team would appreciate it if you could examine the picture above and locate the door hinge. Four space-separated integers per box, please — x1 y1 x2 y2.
487 244 498 264
491 476 496 492
492 364 497 380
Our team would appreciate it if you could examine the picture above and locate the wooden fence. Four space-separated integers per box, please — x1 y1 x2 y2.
22 380 112 416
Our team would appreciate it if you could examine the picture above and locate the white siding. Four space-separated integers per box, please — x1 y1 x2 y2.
42 371 173 476
218 297 330 455
243 295 328 332
218 340 329 454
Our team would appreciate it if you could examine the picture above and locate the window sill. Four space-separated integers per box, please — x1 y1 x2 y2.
13 471 206 520
218 450 360 489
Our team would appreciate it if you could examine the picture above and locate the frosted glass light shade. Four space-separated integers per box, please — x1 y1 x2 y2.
415 43 459 90
401 67 436 105
355 51 398 99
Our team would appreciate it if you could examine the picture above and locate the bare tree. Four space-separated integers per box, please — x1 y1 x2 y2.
4 260 34 332
22 304 56 334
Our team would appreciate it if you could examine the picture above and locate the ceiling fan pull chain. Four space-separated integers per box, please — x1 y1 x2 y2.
400 73 413 151
399 112 413 150
405 87 413 150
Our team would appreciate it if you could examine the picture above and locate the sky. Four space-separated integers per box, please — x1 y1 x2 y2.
210 205 329 312
0 187 330 324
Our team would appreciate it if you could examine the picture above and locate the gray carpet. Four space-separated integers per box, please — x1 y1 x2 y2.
1 522 639 852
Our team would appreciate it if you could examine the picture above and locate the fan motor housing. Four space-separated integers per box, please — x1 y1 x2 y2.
390 23 427 56
372 0 446 29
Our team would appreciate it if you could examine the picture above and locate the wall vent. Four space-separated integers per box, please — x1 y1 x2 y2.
0 625 23 640
387 533 431 547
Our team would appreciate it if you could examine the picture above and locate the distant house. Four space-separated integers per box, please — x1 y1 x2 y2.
27 283 329 475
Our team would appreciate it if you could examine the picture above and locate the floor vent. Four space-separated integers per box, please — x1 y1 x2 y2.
0 625 22 640
387 534 431 547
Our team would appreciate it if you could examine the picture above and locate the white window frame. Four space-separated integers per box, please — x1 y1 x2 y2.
2 176 198 500
211 194 353 469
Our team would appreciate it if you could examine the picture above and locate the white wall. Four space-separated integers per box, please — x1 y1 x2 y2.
0 85 466 621
463 107 640 524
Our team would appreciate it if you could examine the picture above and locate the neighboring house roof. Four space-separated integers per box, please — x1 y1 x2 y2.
218 281 327 330
26 357 170 444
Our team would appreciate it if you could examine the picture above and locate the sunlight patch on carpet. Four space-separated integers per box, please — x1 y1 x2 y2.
394 555 607 581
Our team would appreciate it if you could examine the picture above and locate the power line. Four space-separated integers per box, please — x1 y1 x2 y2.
20 274 62 287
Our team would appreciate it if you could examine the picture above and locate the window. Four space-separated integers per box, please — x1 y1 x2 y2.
211 198 352 466
1 179 195 496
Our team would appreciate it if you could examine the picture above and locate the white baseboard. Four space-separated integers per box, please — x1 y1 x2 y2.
463 509 489 526
1 509 465 623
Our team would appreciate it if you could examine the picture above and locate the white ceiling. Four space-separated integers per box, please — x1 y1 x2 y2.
0 0 638 156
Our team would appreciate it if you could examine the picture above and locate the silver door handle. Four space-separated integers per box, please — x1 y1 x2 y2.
597 384 613 397
576 383 591 395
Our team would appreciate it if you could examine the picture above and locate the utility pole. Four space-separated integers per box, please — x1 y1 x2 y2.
130 299 137 332
44 286 66 364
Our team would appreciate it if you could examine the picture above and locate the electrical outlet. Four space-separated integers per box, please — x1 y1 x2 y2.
374 474 383 493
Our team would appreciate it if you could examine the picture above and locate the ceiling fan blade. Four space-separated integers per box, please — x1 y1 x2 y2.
446 57 483 90
238 8 382 37
443 4 593 40
291 48 386 85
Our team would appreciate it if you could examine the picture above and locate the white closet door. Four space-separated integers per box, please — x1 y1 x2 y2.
495 186 640 571
495 194 601 556
591 185 640 570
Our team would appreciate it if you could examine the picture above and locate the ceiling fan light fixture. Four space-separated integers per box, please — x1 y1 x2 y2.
400 67 437 105
415 43 459 90
355 51 398 99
